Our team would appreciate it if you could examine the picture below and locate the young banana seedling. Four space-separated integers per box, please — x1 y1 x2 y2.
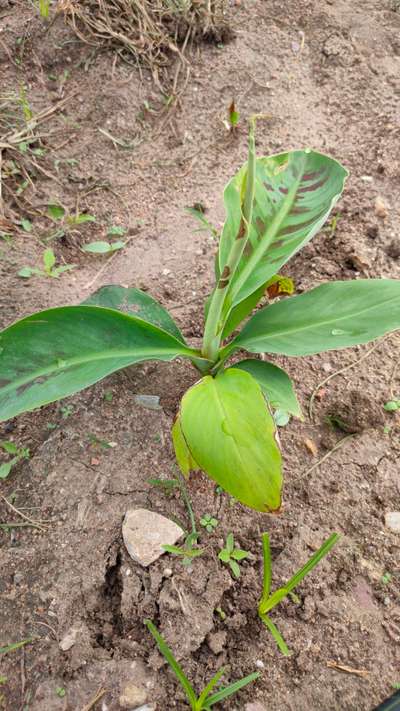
145 619 259 709
258 532 339 655
1 118 400 511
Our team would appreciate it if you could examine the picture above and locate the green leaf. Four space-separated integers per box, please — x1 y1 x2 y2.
18 267 40 279
0 459 15 479
232 359 302 417
231 549 248 561
71 214 95 224
172 416 198 478
218 550 230 563
51 265 76 277
20 219 32 233
0 306 197 422
81 241 125 254
83 285 185 342
0 638 33 655
231 280 400 356
219 150 348 306
229 559 241 578
197 668 225 707
179 369 282 512
43 248 56 272
206 672 260 706
47 203 65 220
107 225 126 236
221 283 266 340
0 441 18 454
226 533 234 553
144 620 197 707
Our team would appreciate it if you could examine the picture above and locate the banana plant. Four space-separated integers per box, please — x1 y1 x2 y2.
1 119 400 512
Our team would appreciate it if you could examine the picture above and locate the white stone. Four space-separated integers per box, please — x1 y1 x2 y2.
59 626 79 651
122 509 183 566
119 683 147 708
385 511 400 533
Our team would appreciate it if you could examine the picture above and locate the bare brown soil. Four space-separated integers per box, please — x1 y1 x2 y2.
0 1 400 710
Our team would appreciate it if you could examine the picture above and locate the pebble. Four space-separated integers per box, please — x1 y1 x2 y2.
255 659 265 669
207 630 227 654
385 511 400 533
119 683 147 709
122 509 183 566
59 626 79 651
133 395 161 411
245 703 266 711
375 196 389 219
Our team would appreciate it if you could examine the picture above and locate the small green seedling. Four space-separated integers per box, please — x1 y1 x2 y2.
381 572 392 585
200 514 218 533
82 241 125 255
384 400 400 412
0 441 30 480
227 100 240 131
163 531 205 567
18 248 76 279
218 533 249 578
145 620 259 709
107 225 126 237
258 532 339 656
151 474 204 566
2 121 400 512
55 687 66 698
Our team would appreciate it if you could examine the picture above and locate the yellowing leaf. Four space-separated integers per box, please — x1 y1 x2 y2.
179 369 282 512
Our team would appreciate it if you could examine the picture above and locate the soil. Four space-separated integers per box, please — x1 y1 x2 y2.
1 1 400 710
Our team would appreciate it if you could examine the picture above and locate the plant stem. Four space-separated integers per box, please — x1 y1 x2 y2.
201 118 257 362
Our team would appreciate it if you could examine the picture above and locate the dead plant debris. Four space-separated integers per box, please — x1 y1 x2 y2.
58 0 231 92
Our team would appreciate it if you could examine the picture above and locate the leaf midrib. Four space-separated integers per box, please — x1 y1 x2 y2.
0 345 194 396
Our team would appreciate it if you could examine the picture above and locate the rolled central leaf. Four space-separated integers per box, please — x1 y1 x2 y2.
179 368 282 512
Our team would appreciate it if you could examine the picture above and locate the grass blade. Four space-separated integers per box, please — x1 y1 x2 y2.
0 638 33 654
260 533 339 613
261 532 272 603
207 671 260 705
283 532 339 594
196 667 225 708
145 620 197 708
260 613 290 656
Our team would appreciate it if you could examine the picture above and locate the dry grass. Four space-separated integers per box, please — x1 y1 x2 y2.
58 0 230 91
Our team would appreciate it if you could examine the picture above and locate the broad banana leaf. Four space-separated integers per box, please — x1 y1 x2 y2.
232 280 400 356
0 306 196 421
83 285 185 342
179 368 282 512
232 359 302 418
219 151 348 307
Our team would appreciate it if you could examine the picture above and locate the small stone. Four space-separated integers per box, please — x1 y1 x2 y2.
134 395 161 410
245 703 266 711
14 572 23 585
119 683 147 709
122 509 183 566
303 438 318 456
385 511 400 533
375 196 389 218
322 362 332 373
59 626 79 651
207 631 227 654
135 706 156 711
163 568 173 578
255 659 265 669
162 268 171 276
387 240 400 259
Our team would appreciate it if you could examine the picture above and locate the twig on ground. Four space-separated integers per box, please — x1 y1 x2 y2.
80 687 107 711
309 337 389 420
290 435 354 483
327 661 369 678
0 495 49 531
